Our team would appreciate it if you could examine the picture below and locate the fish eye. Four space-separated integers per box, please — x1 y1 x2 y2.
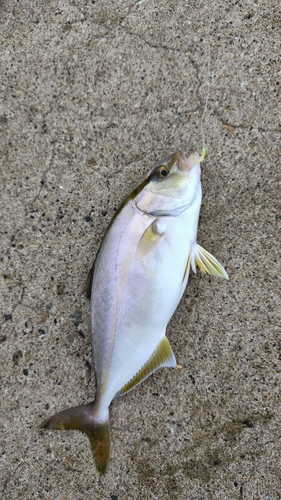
154 165 169 180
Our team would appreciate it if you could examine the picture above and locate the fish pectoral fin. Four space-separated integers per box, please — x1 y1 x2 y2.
136 219 165 260
191 243 229 279
40 402 110 475
116 336 176 397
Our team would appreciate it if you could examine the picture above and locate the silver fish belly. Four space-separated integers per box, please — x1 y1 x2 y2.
40 150 228 474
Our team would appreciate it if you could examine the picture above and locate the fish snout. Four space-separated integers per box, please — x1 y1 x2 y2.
177 151 201 172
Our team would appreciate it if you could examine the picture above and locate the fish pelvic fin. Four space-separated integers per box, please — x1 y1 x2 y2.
182 251 191 284
190 243 229 279
117 336 176 397
40 402 110 475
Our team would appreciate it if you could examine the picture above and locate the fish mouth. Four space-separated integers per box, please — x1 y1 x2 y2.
177 151 201 172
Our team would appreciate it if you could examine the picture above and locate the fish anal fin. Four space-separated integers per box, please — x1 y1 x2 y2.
117 336 176 397
136 220 164 260
192 243 228 279
40 402 110 475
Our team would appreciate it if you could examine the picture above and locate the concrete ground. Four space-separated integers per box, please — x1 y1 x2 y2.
1 0 280 499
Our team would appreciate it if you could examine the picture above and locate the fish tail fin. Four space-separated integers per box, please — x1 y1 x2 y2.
40 402 110 475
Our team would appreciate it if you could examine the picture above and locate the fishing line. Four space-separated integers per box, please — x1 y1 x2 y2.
198 5 212 149
199 16 226 200
200 42 211 152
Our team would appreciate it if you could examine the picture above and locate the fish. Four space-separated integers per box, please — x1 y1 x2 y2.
40 149 228 474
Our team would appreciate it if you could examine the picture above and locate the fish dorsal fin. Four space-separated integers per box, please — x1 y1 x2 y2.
190 243 228 279
116 336 176 397
136 219 166 260
85 261 95 299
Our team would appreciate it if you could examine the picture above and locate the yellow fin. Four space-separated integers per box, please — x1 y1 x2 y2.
136 220 164 259
182 251 191 284
192 244 228 279
117 336 176 396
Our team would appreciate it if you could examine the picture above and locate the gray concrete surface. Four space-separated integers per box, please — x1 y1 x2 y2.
1 0 280 498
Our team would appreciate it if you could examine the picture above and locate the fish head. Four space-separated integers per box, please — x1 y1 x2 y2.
135 151 203 216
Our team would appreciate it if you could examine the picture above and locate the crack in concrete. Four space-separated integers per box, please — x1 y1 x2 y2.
119 24 182 53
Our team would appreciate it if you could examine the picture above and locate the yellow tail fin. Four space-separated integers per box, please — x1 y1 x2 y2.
40 402 110 475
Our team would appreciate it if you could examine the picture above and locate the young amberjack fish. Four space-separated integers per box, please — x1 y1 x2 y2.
40 149 228 474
